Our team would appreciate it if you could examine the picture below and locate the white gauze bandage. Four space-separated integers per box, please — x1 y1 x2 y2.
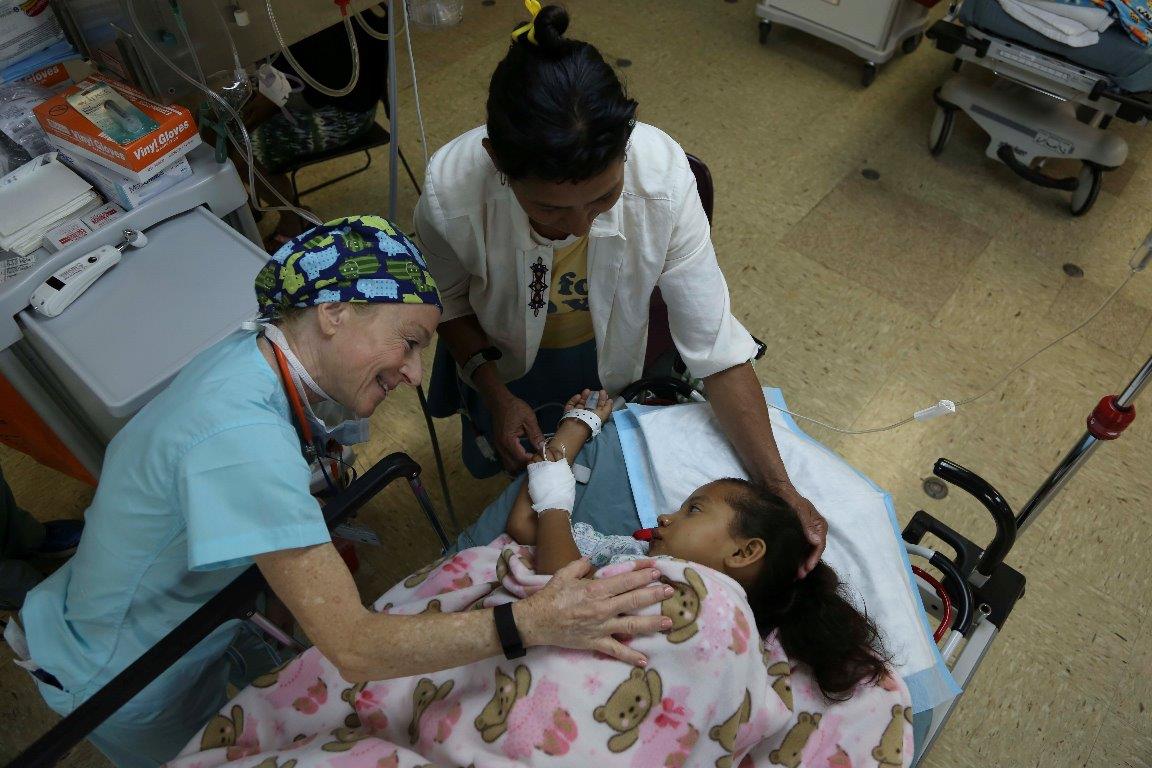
527 458 576 515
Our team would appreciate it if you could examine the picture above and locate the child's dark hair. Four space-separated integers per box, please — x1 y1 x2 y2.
720 478 890 699
487 5 638 182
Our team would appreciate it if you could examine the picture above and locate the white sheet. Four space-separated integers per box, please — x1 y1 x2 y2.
997 0 1113 47
615 388 960 714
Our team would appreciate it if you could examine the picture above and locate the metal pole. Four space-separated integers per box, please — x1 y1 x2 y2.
387 0 400 223
1015 354 1152 535
408 476 451 551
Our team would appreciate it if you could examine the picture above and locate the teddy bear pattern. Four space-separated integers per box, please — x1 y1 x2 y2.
593 667 664 752
768 712 822 768
872 704 913 767
408 678 455 745
474 665 532 743
765 661 793 711
403 556 449 588
320 725 371 753
663 567 708 644
200 704 245 751
252 759 296 768
709 689 752 768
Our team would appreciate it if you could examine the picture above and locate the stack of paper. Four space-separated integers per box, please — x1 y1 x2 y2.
0 153 101 256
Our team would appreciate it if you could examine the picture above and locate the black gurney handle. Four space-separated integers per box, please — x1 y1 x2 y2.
926 19 991 57
8 451 426 768
932 458 1017 580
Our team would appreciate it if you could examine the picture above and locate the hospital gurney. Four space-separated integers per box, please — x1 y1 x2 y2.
925 0 1152 215
9 353 1150 766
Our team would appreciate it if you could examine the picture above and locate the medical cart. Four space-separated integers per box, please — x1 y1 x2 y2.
756 0 931 86
0 144 265 481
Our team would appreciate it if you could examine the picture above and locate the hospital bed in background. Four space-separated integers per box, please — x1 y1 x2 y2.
926 0 1152 215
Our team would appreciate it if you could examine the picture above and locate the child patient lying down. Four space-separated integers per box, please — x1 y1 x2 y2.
170 390 913 768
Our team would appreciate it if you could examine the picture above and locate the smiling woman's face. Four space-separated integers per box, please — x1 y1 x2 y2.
313 302 440 418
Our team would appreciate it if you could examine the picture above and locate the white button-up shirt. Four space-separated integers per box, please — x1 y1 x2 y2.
414 123 758 394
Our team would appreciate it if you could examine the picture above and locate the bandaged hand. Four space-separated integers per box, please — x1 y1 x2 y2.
527 456 575 515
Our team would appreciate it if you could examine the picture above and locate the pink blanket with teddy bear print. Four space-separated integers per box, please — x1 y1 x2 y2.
168 537 913 768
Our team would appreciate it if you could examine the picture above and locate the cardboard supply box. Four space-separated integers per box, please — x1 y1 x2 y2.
33 74 201 182
19 61 76 91
58 151 193 210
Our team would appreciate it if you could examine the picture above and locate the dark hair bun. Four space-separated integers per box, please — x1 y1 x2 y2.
533 5 570 51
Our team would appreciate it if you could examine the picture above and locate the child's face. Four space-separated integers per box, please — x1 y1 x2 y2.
647 481 743 572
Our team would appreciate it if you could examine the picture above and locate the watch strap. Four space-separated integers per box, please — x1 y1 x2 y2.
493 602 526 659
460 346 501 388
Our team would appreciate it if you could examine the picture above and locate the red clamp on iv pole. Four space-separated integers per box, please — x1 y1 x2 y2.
1086 395 1135 440
1016 355 1150 536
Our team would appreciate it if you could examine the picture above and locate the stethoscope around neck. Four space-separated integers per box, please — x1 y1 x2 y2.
260 327 347 493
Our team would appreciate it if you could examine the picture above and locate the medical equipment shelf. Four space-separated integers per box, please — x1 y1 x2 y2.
8 451 450 768
0 145 262 478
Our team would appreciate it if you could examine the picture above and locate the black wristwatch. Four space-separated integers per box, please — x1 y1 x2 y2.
460 346 502 387
493 602 526 659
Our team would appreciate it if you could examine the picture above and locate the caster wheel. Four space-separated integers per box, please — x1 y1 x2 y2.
902 33 923 54
1070 163 1102 216
862 62 878 87
759 20 772 45
928 106 955 157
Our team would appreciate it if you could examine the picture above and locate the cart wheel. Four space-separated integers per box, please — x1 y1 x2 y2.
928 107 955 157
1069 163 1102 216
862 62 878 87
758 20 772 45
902 33 923 54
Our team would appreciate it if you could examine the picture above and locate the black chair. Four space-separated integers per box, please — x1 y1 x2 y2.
644 153 714 372
284 122 422 205
644 153 764 376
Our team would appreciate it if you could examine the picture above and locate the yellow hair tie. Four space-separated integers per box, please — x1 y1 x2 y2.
511 0 542 45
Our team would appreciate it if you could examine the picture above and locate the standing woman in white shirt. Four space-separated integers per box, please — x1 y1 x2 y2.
418 3 827 575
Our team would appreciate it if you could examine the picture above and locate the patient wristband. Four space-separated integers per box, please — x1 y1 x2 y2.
561 408 601 441
526 458 575 515
494 602 526 659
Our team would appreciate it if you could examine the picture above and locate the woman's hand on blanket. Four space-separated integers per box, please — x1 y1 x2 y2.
519 559 675 667
491 393 546 472
780 488 828 579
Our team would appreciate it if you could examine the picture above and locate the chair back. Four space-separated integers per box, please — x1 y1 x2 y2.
644 152 714 370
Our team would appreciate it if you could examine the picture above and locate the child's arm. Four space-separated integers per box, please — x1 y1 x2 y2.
532 390 614 575
506 480 539 545
505 389 613 547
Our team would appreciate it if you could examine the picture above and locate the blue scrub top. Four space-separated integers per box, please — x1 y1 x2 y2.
20 330 331 706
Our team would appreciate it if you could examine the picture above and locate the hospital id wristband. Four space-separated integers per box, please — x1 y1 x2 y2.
494 602 526 659
561 408 601 441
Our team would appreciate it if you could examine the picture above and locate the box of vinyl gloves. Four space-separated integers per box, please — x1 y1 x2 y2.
33 74 200 182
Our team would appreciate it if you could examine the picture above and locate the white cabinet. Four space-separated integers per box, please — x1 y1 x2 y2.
756 0 929 85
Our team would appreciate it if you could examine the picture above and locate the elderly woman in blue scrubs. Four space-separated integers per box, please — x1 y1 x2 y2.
15 216 671 768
